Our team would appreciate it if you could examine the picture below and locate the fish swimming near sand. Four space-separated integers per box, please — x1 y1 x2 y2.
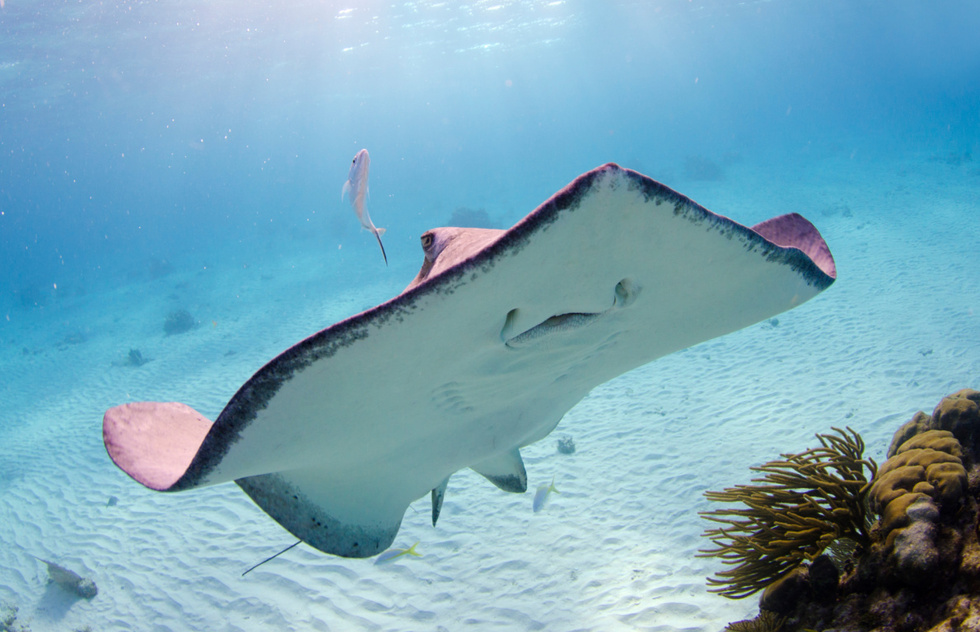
342 148 387 266
32 557 98 599
374 542 421 565
103 163 836 559
533 476 559 513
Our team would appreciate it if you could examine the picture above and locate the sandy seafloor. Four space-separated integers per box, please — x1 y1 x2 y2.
0 148 978 632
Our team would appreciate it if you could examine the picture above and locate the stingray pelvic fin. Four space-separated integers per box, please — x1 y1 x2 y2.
431 476 449 526
471 448 528 493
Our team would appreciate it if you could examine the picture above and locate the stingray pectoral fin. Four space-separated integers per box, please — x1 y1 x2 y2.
236 471 404 558
751 212 836 279
470 448 527 493
103 402 213 491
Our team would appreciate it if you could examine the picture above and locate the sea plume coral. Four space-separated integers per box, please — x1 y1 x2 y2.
722 609 785 632
698 427 877 598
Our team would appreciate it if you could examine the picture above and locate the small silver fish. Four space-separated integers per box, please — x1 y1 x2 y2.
341 148 388 266
374 541 421 565
532 476 559 513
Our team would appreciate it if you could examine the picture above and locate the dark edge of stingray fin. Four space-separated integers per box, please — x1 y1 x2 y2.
236 473 401 558
470 448 528 493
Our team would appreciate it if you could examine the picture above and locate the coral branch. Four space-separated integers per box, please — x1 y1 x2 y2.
698 427 877 599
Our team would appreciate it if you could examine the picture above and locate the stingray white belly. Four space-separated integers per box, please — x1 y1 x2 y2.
103 163 836 558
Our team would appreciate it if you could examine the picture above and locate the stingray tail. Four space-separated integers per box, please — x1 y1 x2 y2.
374 228 388 266
242 540 301 576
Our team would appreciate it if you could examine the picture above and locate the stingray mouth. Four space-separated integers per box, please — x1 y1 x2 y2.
501 279 638 349
503 311 604 348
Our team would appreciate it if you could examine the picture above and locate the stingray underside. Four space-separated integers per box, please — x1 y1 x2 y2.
103 164 836 557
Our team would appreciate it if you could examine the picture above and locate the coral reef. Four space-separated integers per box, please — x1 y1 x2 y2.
60 331 88 346
111 348 153 368
711 389 980 632
888 389 980 459
723 610 786 632
820 202 854 218
683 155 725 181
163 309 195 336
869 429 966 538
126 348 149 367
1 603 29 632
147 257 173 280
14 284 50 309
557 436 576 455
698 427 877 598
931 150 973 167
447 206 500 228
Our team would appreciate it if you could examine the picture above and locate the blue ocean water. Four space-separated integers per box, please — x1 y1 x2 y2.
1 1 979 631
2 0 977 304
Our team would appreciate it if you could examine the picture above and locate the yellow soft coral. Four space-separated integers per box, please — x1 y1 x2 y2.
698 428 876 599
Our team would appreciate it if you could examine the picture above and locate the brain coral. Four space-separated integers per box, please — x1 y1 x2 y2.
933 388 980 454
887 388 980 459
750 389 980 632
870 429 968 535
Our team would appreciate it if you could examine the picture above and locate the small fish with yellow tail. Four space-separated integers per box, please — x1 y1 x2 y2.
341 148 388 266
532 476 559 513
374 541 421 565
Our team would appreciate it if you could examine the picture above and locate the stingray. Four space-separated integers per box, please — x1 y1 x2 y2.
103 163 836 558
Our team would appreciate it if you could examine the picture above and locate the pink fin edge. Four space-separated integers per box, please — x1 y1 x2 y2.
103 402 213 491
751 212 837 280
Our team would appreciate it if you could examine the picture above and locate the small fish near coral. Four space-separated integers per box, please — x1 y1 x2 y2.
103 163 836 560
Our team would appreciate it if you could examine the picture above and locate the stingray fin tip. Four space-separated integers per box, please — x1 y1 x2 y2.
103 402 213 491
